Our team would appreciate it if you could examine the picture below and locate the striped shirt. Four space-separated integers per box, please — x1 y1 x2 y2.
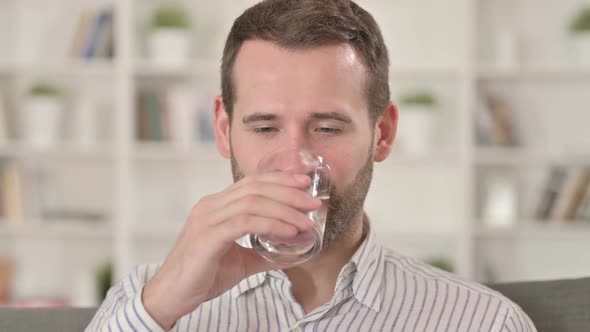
86 230 536 331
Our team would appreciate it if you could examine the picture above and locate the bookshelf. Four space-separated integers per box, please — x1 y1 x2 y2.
0 0 589 306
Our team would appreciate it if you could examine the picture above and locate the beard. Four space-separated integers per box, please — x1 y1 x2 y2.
230 145 374 250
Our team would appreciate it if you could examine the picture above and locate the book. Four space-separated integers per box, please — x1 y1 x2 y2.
487 95 518 146
69 7 115 59
474 94 495 146
562 168 590 221
534 167 567 220
0 258 13 304
83 9 111 58
93 10 114 58
136 91 148 140
551 168 585 221
145 92 163 141
475 93 518 147
0 91 7 144
1 163 24 224
576 180 590 221
69 9 95 58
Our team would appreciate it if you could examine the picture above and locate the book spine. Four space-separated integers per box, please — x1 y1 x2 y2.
94 9 113 58
563 169 590 221
534 167 567 220
83 9 109 59
2 163 24 224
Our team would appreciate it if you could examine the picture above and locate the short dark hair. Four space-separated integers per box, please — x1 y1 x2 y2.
221 0 390 123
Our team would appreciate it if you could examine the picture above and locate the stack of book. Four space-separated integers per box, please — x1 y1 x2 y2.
68 7 115 59
535 167 590 222
135 88 215 145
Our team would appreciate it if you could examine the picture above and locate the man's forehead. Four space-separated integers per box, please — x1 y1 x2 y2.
240 111 354 124
234 39 365 72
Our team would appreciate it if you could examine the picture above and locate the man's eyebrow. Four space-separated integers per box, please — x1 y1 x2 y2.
241 113 279 124
310 112 353 124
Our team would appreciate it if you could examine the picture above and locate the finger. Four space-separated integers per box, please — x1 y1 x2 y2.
230 172 312 193
209 193 316 230
226 182 322 213
214 173 318 213
216 215 299 244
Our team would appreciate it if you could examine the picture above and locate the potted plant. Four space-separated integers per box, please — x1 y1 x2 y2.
148 3 192 68
95 261 112 302
397 90 439 155
569 6 590 65
20 82 64 148
426 257 454 273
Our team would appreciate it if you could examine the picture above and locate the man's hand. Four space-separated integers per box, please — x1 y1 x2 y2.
142 172 321 330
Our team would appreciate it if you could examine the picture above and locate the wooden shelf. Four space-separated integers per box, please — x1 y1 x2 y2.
132 223 182 240
475 222 590 240
378 229 456 241
133 142 223 162
0 60 115 76
475 147 590 166
477 64 590 81
381 149 461 168
134 60 219 79
0 221 111 239
0 142 113 161
132 61 459 80
390 64 460 79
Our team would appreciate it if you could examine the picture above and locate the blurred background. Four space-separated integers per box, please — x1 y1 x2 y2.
0 0 589 308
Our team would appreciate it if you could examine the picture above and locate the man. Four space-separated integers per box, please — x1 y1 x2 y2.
87 0 536 331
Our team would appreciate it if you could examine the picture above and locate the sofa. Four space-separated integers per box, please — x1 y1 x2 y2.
0 276 589 332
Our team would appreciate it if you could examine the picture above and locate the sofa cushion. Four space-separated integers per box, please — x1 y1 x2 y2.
0 307 96 332
489 277 590 332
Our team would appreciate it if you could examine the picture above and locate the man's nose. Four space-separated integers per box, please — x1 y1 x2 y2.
284 129 309 152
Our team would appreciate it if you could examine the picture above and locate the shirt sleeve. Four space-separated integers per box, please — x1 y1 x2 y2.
500 304 537 332
85 264 166 332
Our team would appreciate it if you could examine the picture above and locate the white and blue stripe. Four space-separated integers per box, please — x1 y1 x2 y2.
86 229 536 331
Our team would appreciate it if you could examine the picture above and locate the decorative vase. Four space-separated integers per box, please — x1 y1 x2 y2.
572 34 590 65
148 28 192 68
21 96 63 148
399 106 436 155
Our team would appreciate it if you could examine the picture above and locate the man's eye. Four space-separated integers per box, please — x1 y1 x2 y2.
254 127 278 134
316 127 341 134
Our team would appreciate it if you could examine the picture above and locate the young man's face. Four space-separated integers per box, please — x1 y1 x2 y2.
215 40 388 246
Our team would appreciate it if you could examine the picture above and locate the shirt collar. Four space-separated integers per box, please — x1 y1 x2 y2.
230 217 385 313
230 271 267 299
348 226 384 312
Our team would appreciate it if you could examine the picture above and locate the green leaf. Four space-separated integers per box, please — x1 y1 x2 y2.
570 6 590 34
28 82 62 96
151 4 191 29
398 91 438 108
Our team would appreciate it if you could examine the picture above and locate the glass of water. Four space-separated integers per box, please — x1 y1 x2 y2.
251 148 331 265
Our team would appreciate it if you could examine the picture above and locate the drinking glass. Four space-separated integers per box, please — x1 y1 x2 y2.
251 148 331 265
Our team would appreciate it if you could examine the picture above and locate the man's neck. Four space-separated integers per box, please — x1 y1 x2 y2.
283 213 367 314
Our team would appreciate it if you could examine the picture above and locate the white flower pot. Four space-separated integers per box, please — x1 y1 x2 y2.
71 95 98 148
21 96 63 147
573 34 590 66
398 106 436 155
148 28 192 68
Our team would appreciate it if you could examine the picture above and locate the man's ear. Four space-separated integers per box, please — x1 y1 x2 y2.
214 96 231 159
373 101 398 162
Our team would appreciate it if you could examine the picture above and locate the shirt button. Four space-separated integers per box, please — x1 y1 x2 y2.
292 327 302 332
